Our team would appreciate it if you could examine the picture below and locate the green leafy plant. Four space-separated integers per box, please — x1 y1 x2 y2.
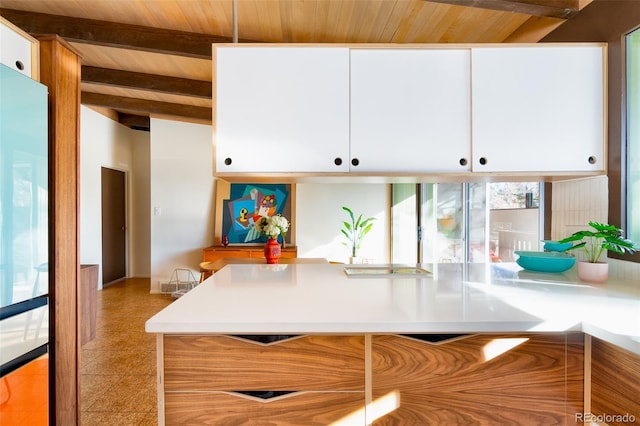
341 206 376 258
558 221 638 263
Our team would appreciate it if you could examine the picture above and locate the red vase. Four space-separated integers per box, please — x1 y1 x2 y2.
264 238 281 264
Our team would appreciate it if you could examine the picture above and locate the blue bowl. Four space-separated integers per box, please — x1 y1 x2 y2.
541 240 574 252
514 251 575 273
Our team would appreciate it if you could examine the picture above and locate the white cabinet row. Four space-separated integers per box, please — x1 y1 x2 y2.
213 45 605 176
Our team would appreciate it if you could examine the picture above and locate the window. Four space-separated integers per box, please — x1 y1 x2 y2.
391 182 542 264
626 27 640 246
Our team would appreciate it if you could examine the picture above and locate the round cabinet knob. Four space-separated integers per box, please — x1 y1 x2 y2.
588 156 597 165
15 61 24 71
479 157 487 166
351 158 359 167
334 157 343 166
224 158 232 166
459 158 468 166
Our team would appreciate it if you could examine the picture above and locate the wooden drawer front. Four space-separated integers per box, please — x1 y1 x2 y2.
164 335 365 391
202 249 249 262
203 247 297 261
591 337 640 423
372 333 583 425
165 391 364 425
249 248 297 258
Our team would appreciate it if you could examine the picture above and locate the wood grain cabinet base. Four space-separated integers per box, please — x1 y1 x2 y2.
160 335 365 425
157 333 585 425
590 337 640 425
371 333 584 425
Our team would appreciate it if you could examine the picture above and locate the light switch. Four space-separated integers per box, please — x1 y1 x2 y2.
154 206 161 216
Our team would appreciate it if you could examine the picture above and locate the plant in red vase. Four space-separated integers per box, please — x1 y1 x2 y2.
255 215 290 264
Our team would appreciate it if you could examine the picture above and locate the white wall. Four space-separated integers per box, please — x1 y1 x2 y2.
295 183 390 263
80 106 149 287
150 118 215 293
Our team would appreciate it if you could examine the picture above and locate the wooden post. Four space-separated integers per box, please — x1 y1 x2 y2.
38 34 82 426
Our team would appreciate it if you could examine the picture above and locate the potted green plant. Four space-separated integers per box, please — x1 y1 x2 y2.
341 206 376 263
558 221 638 283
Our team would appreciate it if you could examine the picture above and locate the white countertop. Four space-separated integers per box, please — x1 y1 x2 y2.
145 263 640 354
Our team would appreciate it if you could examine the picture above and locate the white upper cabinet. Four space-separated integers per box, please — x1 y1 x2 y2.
213 44 606 179
350 49 471 172
214 47 350 173
471 46 605 173
1 18 35 78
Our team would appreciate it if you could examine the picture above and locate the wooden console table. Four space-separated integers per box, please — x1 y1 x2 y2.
200 257 327 276
201 245 298 280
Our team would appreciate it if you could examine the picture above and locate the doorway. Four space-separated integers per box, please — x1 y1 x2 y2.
101 168 126 285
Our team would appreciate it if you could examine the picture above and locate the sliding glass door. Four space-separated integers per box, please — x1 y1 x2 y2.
0 64 49 383
391 182 542 265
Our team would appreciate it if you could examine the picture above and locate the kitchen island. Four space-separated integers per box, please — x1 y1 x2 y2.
146 263 640 425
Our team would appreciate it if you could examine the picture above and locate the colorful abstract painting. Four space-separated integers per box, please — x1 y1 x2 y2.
221 184 291 244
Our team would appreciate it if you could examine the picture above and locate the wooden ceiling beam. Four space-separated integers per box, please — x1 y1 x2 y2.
82 66 212 98
118 113 151 132
81 92 212 121
425 0 580 19
0 8 258 59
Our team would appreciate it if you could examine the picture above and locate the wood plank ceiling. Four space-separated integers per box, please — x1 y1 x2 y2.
0 0 589 131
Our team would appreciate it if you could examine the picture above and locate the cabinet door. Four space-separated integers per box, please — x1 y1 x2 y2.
215 47 350 173
372 334 583 424
471 46 604 172
350 49 471 172
0 21 33 77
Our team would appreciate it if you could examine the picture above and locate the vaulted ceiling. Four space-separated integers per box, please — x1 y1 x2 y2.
0 0 590 131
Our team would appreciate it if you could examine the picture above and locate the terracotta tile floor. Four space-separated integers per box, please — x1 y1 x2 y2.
80 278 173 426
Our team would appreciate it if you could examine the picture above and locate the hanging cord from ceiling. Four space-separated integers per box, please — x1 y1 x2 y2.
232 0 238 43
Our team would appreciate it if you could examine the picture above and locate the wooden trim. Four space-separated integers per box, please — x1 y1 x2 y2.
156 335 165 426
213 41 606 49
38 34 82 426
364 334 373 426
583 334 591 414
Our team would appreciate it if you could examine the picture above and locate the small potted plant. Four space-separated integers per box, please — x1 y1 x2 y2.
558 221 638 283
341 206 376 264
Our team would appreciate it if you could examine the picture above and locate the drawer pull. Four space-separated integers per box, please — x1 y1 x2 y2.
231 334 300 344
400 334 471 344
233 390 297 400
